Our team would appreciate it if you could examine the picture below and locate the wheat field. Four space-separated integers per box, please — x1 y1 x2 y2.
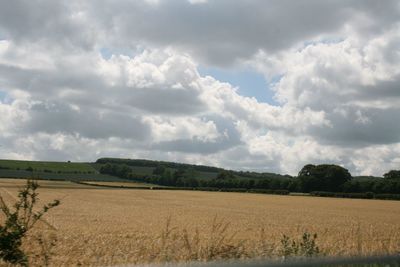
0 178 399 266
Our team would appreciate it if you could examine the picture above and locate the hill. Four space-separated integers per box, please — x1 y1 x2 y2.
95 157 290 180
0 159 128 182
0 157 290 183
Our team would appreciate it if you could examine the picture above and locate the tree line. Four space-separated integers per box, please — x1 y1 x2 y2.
99 162 400 195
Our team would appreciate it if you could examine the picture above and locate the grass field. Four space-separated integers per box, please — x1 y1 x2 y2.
1 178 399 266
82 181 163 188
0 169 129 182
0 159 96 173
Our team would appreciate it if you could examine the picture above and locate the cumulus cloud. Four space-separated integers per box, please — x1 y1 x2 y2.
0 0 399 175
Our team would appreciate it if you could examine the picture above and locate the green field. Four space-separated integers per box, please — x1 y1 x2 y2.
0 159 96 173
0 169 129 182
0 159 130 182
0 158 292 184
0 159 219 182
91 162 218 180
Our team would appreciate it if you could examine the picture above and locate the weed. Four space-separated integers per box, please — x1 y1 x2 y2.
0 180 60 266
280 232 321 258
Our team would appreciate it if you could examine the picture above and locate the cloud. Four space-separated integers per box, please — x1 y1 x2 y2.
252 25 400 148
0 1 399 176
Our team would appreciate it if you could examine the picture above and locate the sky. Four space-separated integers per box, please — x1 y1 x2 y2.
0 0 399 176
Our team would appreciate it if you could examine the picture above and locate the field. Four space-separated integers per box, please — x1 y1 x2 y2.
0 169 128 182
0 178 400 266
82 181 163 188
0 159 284 183
0 159 96 173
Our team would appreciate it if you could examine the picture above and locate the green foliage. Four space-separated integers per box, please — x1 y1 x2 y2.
311 191 374 199
280 232 320 258
3 158 400 197
297 164 352 192
384 170 400 179
153 165 166 175
216 171 235 180
96 158 223 173
100 163 131 179
0 180 60 266
311 191 400 200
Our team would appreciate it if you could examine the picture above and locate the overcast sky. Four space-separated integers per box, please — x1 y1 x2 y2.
0 0 399 175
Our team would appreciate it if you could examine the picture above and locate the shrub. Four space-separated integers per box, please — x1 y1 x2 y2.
0 180 60 266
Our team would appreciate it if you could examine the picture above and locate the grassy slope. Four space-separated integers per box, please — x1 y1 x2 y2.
95 158 289 180
0 158 287 182
91 162 218 180
0 159 129 182
0 159 95 173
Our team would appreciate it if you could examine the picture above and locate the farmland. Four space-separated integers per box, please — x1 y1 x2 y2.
1 178 399 266
0 159 96 173
0 159 130 182
81 180 163 188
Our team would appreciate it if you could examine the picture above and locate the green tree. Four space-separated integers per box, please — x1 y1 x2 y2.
216 171 235 180
297 164 352 192
153 165 166 176
383 170 400 179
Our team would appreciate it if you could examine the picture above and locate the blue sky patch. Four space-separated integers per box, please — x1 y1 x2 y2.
0 90 13 104
198 66 278 105
100 47 138 60
302 37 345 50
100 47 113 60
0 90 7 102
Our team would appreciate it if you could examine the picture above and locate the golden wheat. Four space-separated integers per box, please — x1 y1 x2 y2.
0 178 399 266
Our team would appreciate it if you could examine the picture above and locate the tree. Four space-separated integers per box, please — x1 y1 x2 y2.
297 164 352 192
383 170 400 179
153 165 166 176
25 166 33 172
216 171 235 180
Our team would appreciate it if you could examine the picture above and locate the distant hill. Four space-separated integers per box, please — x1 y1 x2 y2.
0 157 289 182
95 157 290 180
0 159 127 182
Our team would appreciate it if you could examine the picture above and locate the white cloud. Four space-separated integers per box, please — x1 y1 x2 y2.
0 1 399 176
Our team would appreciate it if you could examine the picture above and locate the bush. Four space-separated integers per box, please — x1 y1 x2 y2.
310 191 400 200
0 180 60 266
311 191 374 199
248 189 290 195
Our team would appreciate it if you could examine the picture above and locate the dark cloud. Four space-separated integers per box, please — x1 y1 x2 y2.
0 1 95 49
309 107 400 147
2 0 398 66
123 87 206 115
24 102 151 140
89 0 400 65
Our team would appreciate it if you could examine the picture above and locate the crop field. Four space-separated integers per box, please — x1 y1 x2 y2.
1 178 400 266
